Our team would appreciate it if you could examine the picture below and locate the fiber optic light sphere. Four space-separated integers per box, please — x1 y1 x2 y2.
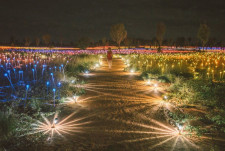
163 95 168 100
84 70 89 74
54 118 58 124
146 79 151 85
95 63 100 68
130 69 135 73
176 123 184 135
154 84 158 90
73 95 79 102
53 88 56 92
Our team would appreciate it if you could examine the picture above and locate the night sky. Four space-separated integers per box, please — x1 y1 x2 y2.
0 0 224 43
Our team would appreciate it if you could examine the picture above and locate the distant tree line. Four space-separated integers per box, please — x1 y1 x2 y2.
0 23 224 50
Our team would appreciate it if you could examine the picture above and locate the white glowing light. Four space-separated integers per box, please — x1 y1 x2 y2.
84 70 89 74
95 63 100 68
177 124 183 131
146 80 151 85
73 95 79 102
32 112 92 140
163 95 168 100
54 118 58 124
177 123 184 135
130 69 134 73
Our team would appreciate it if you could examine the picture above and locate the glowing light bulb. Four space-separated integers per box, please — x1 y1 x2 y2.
177 123 184 135
54 118 58 124
95 63 100 68
163 95 168 100
73 95 79 102
146 80 151 85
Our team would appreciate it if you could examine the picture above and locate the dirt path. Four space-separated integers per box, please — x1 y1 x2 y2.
40 57 219 151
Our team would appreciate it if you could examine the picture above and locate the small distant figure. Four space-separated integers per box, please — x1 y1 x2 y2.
107 47 113 69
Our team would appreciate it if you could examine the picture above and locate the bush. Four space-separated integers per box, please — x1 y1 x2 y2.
0 112 16 139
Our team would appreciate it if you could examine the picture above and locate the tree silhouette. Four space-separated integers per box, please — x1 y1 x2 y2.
24 37 31 47
124 38 131 49
101 37 107 50
156 22 166 52
9 36 15 46
110 23 127 50
35 38 40 46
197 23 210 51
77 37 90 49
42 34 51 46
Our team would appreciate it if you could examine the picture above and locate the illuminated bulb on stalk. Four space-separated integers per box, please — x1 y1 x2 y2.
73 95 79 102
130 69 134 73
51 118 58 128
95 63 100 68
84 70 89 75
163 95 168 100
146 79 151 85
177 123 184 135
54 118 58 124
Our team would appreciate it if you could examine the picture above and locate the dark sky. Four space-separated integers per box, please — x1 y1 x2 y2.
0 0 224 43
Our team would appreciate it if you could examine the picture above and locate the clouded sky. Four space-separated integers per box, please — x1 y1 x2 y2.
0 0 224 42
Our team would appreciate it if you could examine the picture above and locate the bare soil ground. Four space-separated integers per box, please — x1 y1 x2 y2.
37 57 225 151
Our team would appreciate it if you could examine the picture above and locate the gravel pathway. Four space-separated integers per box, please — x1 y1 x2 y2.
38 57 221 151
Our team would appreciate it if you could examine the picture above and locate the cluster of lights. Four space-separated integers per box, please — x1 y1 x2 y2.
0 51 69 104
123 53 225 81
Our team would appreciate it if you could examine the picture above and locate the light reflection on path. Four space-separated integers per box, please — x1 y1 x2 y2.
37 57 224 150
